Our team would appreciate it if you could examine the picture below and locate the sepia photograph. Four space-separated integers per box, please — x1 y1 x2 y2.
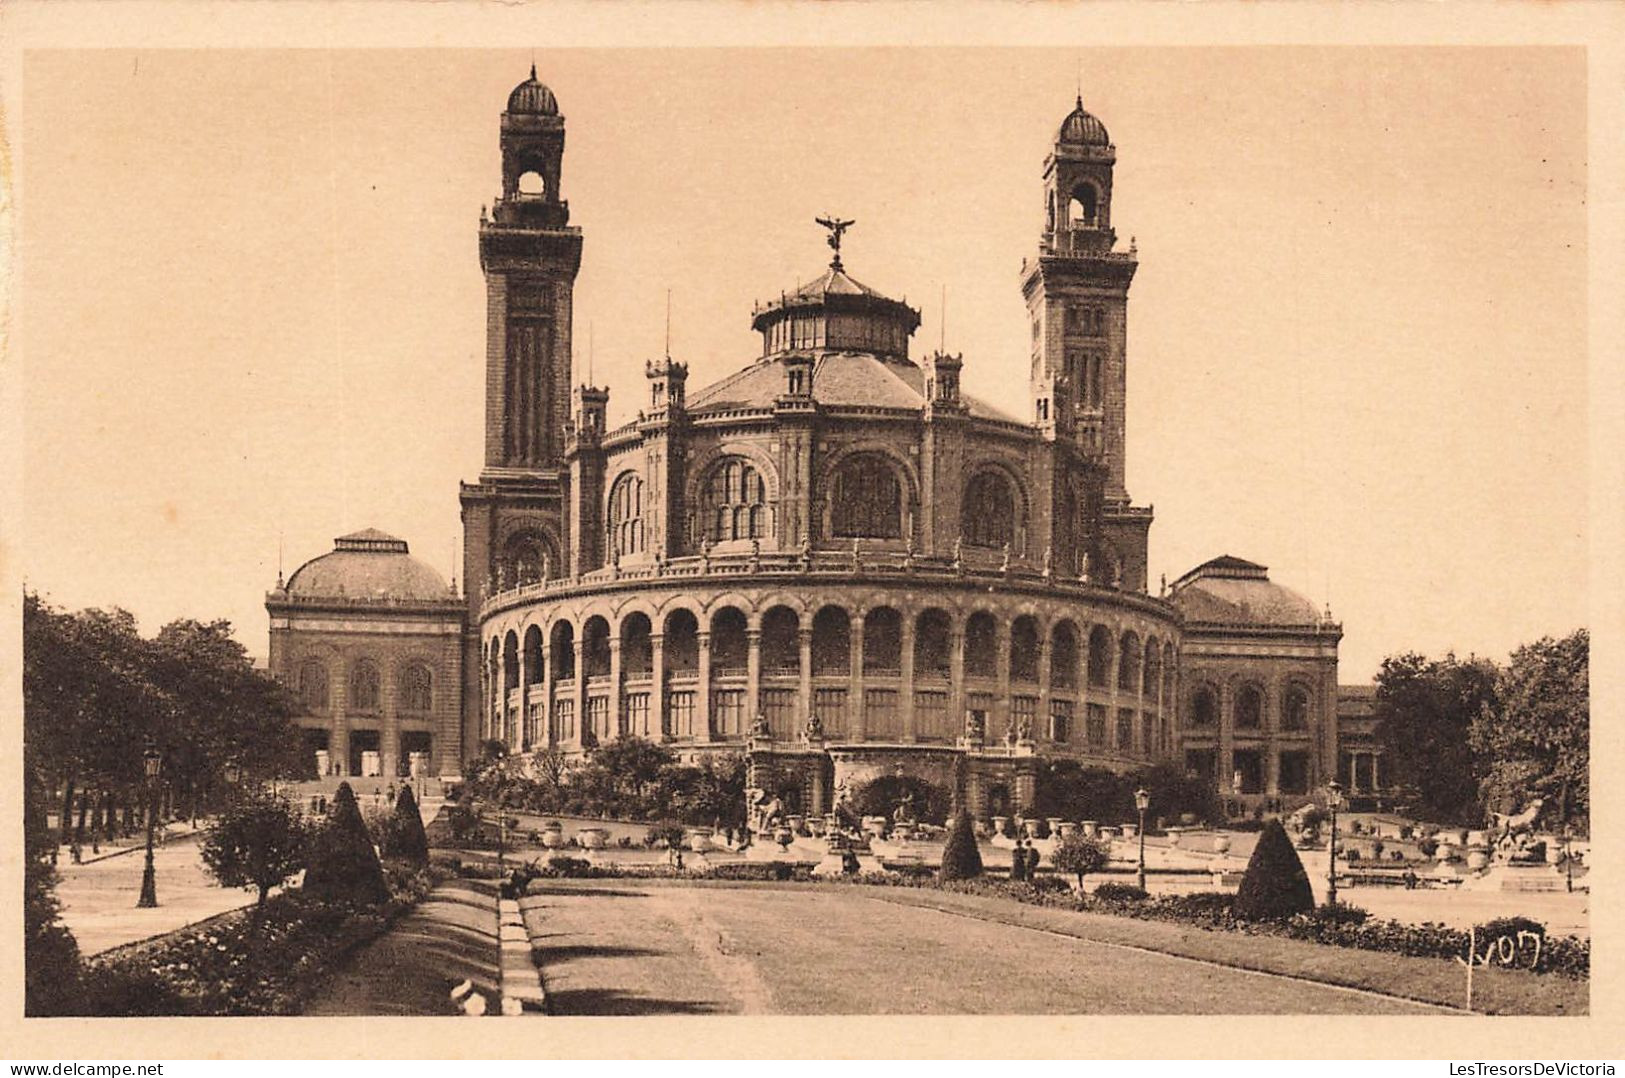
3 5 1620 1062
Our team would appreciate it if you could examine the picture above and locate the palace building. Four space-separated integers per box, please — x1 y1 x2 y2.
267 70 1356 816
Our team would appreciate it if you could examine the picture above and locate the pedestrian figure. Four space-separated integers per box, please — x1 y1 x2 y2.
842 849 860 875
1011 840 1027 882
1024 841 1042 884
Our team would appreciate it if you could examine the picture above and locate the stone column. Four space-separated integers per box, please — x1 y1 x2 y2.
650 632 668 740
331 666 349 777
848 616 866 741
1267 749 1280 796
697 631 713 742
381 662 400 779
745 628 762 733
1133 639 1146 756
1036 625 1053 742
899 614 917 742
517 643 532 752
994 621 1012 742
542 634 558 748
797 628 813 732
608 636 623 741
949 626 967 741
572 639 586 749
1218 680 1235 793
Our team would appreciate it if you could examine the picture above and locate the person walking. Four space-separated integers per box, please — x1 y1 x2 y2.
1024 840 1042 885
1011 839 1027 882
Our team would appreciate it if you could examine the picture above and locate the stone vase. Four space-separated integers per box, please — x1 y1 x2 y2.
990 816 1009 837
577 827 608 851
540 828 564 850
1213 832 1232 855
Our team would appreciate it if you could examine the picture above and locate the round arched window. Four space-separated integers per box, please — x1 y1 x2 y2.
297 660 329 711
1283 686 1310 731
1235 685 1264 730
705 459 767 542
1190 687 1217 727
608 473 645 558
830 454 902 539
962 471 1017 549
349 659 380 712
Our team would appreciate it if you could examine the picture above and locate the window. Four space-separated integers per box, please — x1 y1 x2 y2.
666 690 694 738
705 459 767 542
398 665 432 712
1086 704 1107 746
297 660 329 711
1012 695 1038 738
622 693 651 738
350 660 380 712
962 471 1017 549
502 532 550 586
1142 714 1155 757
814 688 848 737
965 614 998 679
915 691 949 741
608 472 645 559
552 698 574 742
761 688 797 738
1050 699 1073 743
1278 751 1310 794
1010 618 1040 683
865 688 900 739
1283 686 1310 731
585 696 609 740
1116 708 1135 751
1235 685 1263 730
711 689 745 738
830 454 902 539
1190 687 1217 727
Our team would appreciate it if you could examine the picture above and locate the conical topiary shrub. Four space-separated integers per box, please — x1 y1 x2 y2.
939 809 984 881
1233 819 1314 921
381 785 431 867
303 782 390 907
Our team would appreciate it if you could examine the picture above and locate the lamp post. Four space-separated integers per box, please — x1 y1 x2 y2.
1562 823 1575 894
221 760 241 812
137 744 162 908
1325 779 1344 909
1134 786 1150 892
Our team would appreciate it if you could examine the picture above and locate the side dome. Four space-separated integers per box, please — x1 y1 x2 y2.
1169 555 1321 628
1059 95 1111 147
507 65 559 116
285 529 452 601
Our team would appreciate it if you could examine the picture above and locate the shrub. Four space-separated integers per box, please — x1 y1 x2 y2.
707 861 802 882
201 792 309 907
542 855 594 878
1233 819 1314 921
1310 902 1370 926
378 786 430 867
1418 837 1439 858
1051 834 1110 889
938 810 984 881
1161 891 1236 923
1092 882 1150 903
645 820 686 849
302 782 389 907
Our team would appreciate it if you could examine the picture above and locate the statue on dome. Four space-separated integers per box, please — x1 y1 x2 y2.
815 215 856 272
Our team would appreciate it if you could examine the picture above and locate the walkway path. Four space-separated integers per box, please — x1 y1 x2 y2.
302 879 501 1016
520 879 1449 1015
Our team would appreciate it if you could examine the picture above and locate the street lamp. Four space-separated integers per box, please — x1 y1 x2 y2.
1562 823 1575 894
1325 779 1344 908
137 744 162 909
1134 786 1150 892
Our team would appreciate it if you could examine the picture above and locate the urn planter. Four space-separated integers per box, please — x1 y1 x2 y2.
1212 832 1232 855
686 827 714 852
1056 822 1079 838
1121 823 1138 840
577 827 609 850
1081 820 1099 838
990 816 1009 838
540 828 564 850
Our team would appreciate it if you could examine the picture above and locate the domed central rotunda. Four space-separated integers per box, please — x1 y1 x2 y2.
270 74 1346 818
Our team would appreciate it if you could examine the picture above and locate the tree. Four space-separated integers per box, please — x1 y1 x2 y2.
1472 630 1588 833
380 785 431 866
23 762 80 1016
938 810 984 880
1130 761 1221 826
1373 651 1499 825
1233 819 1314 920
1051 834 1110 889
1033 760 1132 824
850 774 951 826
303 782 389 907
201 792 309 907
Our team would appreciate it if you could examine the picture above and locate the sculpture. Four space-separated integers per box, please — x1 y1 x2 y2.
1490 797 1546 853
804 712 824 742
800 534 814 572
1000 542 1012 575
750 711 771 739
952 536 964 573
1042 544 1053 579
963 709 986 743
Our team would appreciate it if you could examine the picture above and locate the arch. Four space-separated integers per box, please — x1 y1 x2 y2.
1235 683 1264 730
1282 683 1311 732
581 616 611 679
1088 624 1113 687
516 170 546 196
811 605 851 675
914 608 952 679
398 662 433 712
351 657 381 711
522 625 543 681
702 456 770 543
502 631 520 691
710 607 748 676
961 468 1022 551
1117 630 1141 692
1069 181 1100 227
1010 615 1041 683
663 608 700 674
607 470 646 559
1051 620 1079 690
549 620 577 680
964 611 998 679
827 452 906 540
1189 685 1217 728
760 605 800 674
862 607 902 674
620 612 653 679
499 530 555 587
1143 635 1162 696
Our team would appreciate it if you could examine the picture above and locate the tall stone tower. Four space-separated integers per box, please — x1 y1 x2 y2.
459 66 582 766
1022 96 1151 589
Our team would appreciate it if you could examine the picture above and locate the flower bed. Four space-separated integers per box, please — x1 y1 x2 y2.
74 865 443 1016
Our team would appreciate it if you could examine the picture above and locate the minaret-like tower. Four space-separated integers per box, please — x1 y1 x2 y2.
1022 96 1150 589
480 64 582 472
459 66 582 768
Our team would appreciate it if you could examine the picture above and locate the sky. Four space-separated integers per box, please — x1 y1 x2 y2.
18 47 1587 682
